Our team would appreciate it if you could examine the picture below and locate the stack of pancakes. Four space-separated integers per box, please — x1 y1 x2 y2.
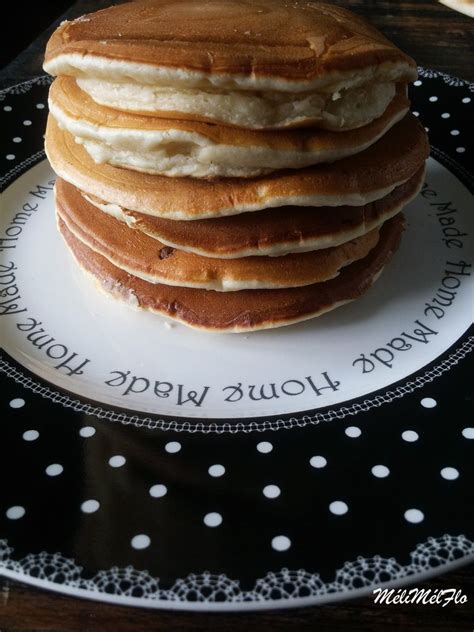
43 0 429 332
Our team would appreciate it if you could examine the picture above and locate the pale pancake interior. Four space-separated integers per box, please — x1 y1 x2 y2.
76 76 398 131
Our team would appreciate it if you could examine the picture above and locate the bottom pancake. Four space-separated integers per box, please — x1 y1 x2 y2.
58 214 404 333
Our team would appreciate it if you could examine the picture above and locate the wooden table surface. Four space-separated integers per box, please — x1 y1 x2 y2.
0 1 472 630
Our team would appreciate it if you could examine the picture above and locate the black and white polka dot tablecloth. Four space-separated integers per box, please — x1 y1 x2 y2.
0 69 472 610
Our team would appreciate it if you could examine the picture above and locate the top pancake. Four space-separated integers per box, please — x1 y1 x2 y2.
43 1 417 129
44 0 416 89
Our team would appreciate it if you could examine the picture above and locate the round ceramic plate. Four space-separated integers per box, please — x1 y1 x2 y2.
0 69 473 611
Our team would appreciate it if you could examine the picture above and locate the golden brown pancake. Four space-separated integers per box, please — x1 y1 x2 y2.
58 213 404 332
44 3 417 130
79 168 423 258
43 0 417 132
45 114 429 220
55 181 380 291
44 1 416 85
48 77 410 178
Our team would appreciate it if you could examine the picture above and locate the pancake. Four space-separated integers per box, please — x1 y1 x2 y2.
80 169 423 258
58 213 404 332
55 181 380 291
439 0 474 17
43 1 417 130
49 77 410 178
45 114 429 220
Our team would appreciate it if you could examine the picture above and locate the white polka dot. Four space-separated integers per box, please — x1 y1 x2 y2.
441 112 450 119
329 501 349 515
421 397 437 409
412 111 419 117
371 465 390 478
450 129 460 136
271 535 291 551
413 80 422 86
12 136 22 143
424 127 430 132
23 120 32 126
402 430 419 442
440 467 459 480
22 429 39 442
456 147 466 154
462 428 474 439
131 534 150 550
45 463 63 477
256 441 273 454
3 105 12 111
404 508 424 524
9 398 25 408
36 103 45 109
108 455 126 468
263 485 281 499
81 499 100 514
149 484 167 498
6 154 15 160
165 441 181 454
208 464 225 477
6 506 25 520
429 96 438 102
309 455 327 469
345 426 361 438
79 426 96 438
203 512 222 527
462 97 471 104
